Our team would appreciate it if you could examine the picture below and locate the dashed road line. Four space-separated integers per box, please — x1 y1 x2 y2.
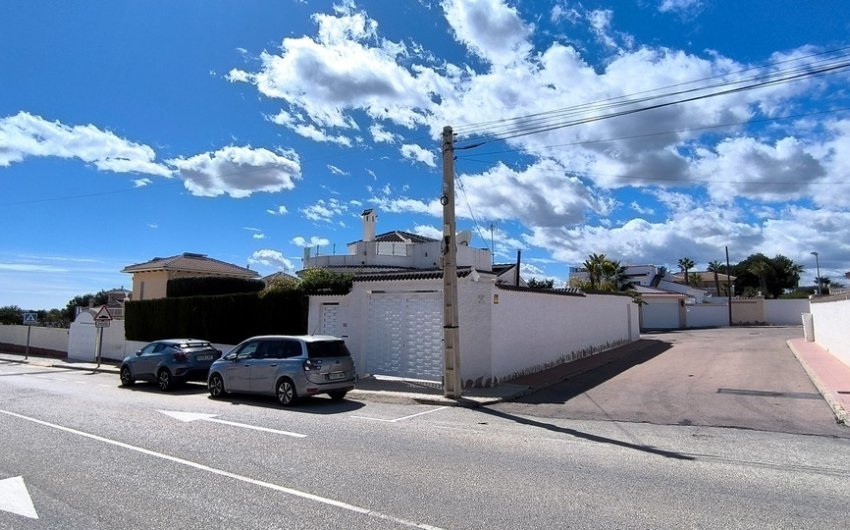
0 408 445 530
351 406 449 423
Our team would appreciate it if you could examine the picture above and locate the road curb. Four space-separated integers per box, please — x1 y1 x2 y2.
786 340 849 425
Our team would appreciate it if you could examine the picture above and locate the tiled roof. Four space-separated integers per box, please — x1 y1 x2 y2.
263 271 300 282
352 267 490 282
121 252 259 278
373 231 438 244
496 284 585 297
491 263 516 275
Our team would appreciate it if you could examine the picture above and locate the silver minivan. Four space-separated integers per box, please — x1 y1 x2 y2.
207 335 356 405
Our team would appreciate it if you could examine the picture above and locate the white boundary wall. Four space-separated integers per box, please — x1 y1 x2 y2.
310 280 640 386
764 299 810 325
0 324 69 353
686 305 728 328
810 296 850 367
490 290 639 382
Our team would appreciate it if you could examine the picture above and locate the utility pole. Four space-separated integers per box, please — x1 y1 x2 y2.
441 126 462 399
726 246 733 326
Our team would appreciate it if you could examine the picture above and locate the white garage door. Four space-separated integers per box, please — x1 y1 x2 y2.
366 291 443 380
641 300 681 329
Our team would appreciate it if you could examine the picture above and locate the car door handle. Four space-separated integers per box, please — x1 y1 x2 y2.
269 364 278 367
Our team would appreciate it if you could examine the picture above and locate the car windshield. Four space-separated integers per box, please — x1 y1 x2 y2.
306 340 351 359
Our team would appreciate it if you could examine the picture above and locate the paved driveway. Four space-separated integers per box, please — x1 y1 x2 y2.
495 326 849 437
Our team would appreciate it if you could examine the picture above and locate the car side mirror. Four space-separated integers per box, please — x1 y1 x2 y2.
135 350 142 356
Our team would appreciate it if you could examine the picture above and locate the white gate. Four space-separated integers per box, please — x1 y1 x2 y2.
365 291 443 380
319 303 341 337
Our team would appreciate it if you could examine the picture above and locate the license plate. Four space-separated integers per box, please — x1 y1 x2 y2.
197 355 213 361
327 371 345 381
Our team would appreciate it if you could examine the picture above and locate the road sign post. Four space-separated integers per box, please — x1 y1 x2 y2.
22 313 37 360
93 306 113 369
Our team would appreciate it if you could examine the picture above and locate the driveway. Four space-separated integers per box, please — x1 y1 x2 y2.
495 326 849 437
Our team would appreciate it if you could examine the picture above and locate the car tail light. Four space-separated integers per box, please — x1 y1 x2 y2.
173 351 188 362
303 359 322 371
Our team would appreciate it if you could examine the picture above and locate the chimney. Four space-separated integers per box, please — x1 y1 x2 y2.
362 209 377 242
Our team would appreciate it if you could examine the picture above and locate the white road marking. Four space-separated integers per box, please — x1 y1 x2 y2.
159 410 307 438
0 409 444 530
351 406 449 423
0 476 38 519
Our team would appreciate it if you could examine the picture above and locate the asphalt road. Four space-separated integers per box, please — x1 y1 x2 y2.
2 329 849 529
497 326 849 437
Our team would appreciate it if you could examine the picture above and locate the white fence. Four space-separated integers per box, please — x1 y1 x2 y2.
490 290 639 382
686 304 728 327
764 299 811 325
0 324 69 354
809 294 850 368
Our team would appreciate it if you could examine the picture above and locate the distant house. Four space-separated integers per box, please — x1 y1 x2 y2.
121 252 259 301
263 271 300 285
299 209 529 283
671 270 736 296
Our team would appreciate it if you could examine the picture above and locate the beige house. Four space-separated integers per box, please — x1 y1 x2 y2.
672 270 736 296
121 252 259 301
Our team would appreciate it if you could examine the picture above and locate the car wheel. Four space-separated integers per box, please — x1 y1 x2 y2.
119 366 134 387
328 390 348 401
208 374 225 398
276 378 297 406
157 369 173 391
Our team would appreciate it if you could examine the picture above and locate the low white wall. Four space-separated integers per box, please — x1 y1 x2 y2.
686 305 728 328
490 290 638 382
810 296 850 367
0 324 69 353
641 298 681 329
764 299 810 325
68 314 128 362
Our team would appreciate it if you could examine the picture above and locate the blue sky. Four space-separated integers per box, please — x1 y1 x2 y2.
2 0 849 310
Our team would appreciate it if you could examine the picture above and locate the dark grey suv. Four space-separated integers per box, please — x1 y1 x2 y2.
119 339 221 391
207 335 356 405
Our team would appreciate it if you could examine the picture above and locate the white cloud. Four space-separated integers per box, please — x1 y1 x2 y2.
327 164 349 176
400 143 437 167
133 178 152 188
301 198 347 222
248 249 294 271
370 123 399 143
0 112 171 176
167 145 301 198
440 0 533 65
658 0 704 15
267 205 288 216
253 233 267 240
412 224 442 240
630 201 655 215
292 236 331 247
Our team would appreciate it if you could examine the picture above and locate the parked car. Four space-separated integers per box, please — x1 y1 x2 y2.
207 335 356 405
119 339 222 390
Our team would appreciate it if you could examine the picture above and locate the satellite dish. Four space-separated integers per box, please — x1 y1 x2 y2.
457 230 472 246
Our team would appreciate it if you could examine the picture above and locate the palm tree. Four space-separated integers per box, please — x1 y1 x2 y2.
583 253 607 291
748 260 771 296
707 260 723 296
677 257 695 286
601 259 632 291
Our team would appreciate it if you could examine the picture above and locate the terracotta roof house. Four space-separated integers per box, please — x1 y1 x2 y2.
671 270 736 296
121 252 259 301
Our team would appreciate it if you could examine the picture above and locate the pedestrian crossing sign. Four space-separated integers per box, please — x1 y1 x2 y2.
22 313 37 325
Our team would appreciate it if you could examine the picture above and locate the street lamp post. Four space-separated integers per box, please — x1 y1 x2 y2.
811 251 822 295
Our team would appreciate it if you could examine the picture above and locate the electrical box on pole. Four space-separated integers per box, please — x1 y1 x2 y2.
441 125 462 399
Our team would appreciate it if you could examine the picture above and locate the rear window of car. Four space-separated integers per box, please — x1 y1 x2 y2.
306 340 351 359
176 342 214 351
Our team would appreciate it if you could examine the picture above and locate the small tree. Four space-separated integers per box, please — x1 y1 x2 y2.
677 257 695 286
298 268 353 295
0 305 23 325
707 260 723 296
527 278 555 289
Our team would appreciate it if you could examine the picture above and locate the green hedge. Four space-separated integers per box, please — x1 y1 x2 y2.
125 291 308 344
166 276 265 298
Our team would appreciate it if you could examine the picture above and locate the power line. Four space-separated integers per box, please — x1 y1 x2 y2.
456 59 850 149
453 46 850 139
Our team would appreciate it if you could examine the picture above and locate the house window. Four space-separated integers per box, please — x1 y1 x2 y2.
139 281 145 300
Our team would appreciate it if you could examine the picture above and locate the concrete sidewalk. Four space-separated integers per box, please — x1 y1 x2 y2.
786 338 850 425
